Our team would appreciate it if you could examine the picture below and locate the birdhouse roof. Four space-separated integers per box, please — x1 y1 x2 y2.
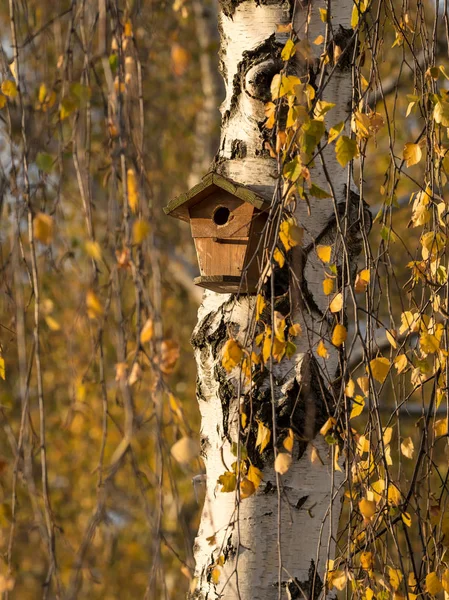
164 172 270 222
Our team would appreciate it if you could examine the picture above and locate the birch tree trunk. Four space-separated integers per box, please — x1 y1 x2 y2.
190 1 371 598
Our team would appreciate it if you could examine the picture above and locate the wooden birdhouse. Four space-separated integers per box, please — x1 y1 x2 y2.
164 173 270 293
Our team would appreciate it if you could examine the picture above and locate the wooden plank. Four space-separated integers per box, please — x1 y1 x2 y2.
189 193 255 238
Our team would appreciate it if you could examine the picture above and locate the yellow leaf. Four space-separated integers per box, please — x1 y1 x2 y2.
386 329 397 349
356 376 369 395
273 247 285 268
240 478 256 499
33 212 54 244
289 323 302 337
222 339 243 372
335 135 359 167
218 471 236 492
434 418 448 437
127 168 139 213
310 445 323 464
86 290 103 319
420 332 440 354
0 95 6 109
320 417 336 436
281 39 296 61
85 240 102 260
354 269 370 292
426 572 442 595
275 452 292 474
359 498 376 520
332 570 347 591
211 566 221 584
403 143 422 167
45 315 60 331
360 551 373 570
328 121 344 143
345 379 355 397
124 19 133 37
171 436 200 465
389 568 403 591
383 426 393 445
323 277 335 295
140 318 154 344
255 421 271 453
319 8 328 22
317 245 332 263
350 395 365 419
332 324 347 347
1 80 17 98
442 569 449 593
400 436 414 459
388 483 401 505
256 294 266 321
132 219 150 244
399 311 419 334
0 356 5 380
411 186 431 228
247 464 263 489
313 35 325 45
394 354 408 374
317 339 329 359
279 218 303 251
283 430 294 452
369 357 390 383
329 292 343 313
402 511 412 528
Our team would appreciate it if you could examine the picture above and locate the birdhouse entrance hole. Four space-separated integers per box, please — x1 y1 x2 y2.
213 206 230 226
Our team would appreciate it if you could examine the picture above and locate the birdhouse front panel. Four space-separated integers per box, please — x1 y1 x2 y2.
164 172 271 293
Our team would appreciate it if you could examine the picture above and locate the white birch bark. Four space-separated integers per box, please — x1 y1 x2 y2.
190 2 370 598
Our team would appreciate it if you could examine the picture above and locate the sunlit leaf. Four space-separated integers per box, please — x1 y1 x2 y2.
335 135 359 167
255 421 271 454
222 339 243 372
368 357 390 383
332 324 347 347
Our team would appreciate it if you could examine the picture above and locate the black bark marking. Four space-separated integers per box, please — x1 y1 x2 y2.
327 25 357 71
230 139 248 159
285 560 323 599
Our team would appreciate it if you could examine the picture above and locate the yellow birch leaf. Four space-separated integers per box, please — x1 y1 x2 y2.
401 436 414 459
240 478 256 499
345 379 355 398
317 245 332 262
335 135 359 167
369 357 390 383
45 315 60 331
394 354 408 374
127 168 139 213
442 569 449 593
426 572 442 595
247 464 263 489
310 445 323 464
320 417 336 436
33 212 54 244
0 357 5 380
330 293 343 313
403 143 422 167
319 8 328 22
171 436 200 464
222 339 243 372
334 445 342 472
275 452 292 474
279 218 303 251
0 95 6 109
283 430 294 452
389 568 403 591
256 294 266 321
332 324 347 346
360 551 373 570
388 483 401 505
1 80 17 98
140 318 154 344
124 20 133 37
317 340 329 358
328 121 344 143
85 240 102 260
420 332 440 354
86 291 103 319
350 395 365 419
357 376 369 395
273 247 285 268
133 219 150 244
332 570 347 591
386 329 397 348
218 471 236 492
434 418 448 437
313 35 325 45
402 512 412 527
255 421 271 453
323 278 335 295
359 498 376 520
354 269 370 292
289 323 302 337
281 39 296 61
211 567 221 584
